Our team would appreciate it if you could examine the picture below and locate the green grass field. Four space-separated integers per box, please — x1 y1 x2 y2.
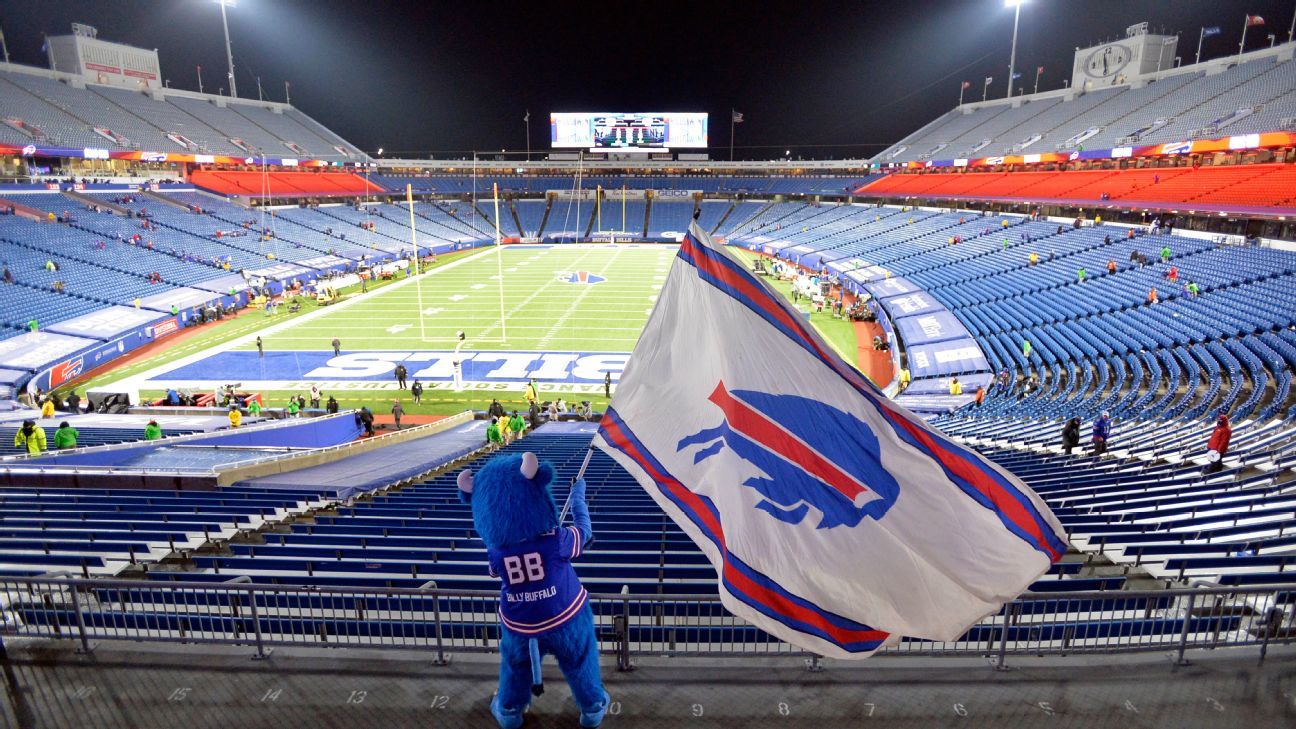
76 244 858 417
240 244 673 353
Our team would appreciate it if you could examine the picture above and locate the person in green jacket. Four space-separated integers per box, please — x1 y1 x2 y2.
509 411 526 441
1160 245 1172 262
287 399 300 417
144 420 162 440
13 420 46 454
247 399 263 416
486 417 503 447
53 421 78 449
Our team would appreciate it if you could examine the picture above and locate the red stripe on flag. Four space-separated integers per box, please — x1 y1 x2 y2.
885 412 1061 561
683 238 835 363
708 381 869 504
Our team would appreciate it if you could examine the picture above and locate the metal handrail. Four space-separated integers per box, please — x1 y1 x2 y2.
0 574 1291 670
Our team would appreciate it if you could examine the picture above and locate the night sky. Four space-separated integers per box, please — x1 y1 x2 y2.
0 0 1290 159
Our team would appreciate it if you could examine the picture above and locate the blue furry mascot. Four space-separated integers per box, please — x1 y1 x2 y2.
458 451 609 728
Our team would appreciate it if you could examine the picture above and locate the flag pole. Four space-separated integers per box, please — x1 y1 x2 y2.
1033 67 1041 95
559 447 595 523
958 82 965 106
1197 27 1205 64
1240 15 1249 56
729 109 735 161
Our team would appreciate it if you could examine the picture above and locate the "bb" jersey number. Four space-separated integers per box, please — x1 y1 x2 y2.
503 553 545 585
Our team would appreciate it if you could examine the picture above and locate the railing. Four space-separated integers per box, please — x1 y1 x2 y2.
0 577 1289 669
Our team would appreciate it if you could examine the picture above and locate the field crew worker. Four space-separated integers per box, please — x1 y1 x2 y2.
14 420 47 454
228 406 242 428
144 420 162 440
54 421 78 449
524 379 538 405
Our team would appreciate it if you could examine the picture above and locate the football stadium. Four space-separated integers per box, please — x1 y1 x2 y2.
2 1 1296 726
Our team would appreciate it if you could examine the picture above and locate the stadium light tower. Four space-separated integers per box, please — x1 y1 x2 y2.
215 0 238 99
1005 0 1027 99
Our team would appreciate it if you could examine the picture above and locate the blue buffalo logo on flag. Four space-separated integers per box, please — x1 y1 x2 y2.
595 221 1066 659
677 382 900 528
557 271 606 285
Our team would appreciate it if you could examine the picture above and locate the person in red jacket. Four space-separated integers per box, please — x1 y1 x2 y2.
1204 415 1231 474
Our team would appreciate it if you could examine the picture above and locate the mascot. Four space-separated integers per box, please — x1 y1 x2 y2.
458 451 609 728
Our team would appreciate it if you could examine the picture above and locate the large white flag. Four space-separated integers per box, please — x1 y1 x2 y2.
594 222 1066 658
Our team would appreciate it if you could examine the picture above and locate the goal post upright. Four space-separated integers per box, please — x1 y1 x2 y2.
493 182 507 342
406 183 421 276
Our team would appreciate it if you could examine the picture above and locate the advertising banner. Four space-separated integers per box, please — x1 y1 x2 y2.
878 291 943 318
894 310 972 346
864 277 918 299
906 338 991 377
46 306 167 341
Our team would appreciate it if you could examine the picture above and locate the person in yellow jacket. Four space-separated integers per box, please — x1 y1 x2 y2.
40 398 55 418
13 420 46 454
897 367 912 392
523 379 538 405
228 406 242 428
949 376 963 396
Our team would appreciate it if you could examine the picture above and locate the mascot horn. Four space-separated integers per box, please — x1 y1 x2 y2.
458 451 609 728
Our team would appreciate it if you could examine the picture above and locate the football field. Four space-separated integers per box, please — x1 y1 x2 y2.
242 244 673 352
112 245 672 413
92 243 859 416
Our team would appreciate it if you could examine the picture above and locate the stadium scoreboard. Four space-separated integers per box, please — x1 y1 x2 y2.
550 112 708 151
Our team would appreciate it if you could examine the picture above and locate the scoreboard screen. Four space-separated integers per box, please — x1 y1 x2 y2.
550 112 708 150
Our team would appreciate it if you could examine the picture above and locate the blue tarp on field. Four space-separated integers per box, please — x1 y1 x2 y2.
236 420 488 498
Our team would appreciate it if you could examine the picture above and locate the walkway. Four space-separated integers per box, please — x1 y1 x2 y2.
0 640 1291 728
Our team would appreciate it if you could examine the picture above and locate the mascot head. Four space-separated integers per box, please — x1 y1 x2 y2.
457 452 558 548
